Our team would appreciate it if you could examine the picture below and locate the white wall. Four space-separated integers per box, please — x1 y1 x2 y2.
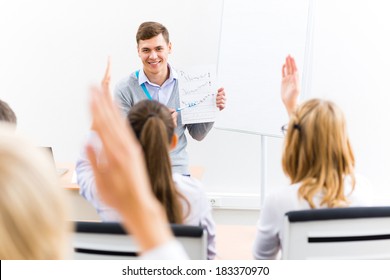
311 0 390 202
1 0 390 209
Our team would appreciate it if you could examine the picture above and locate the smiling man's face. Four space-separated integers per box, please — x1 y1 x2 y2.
138 33 171 77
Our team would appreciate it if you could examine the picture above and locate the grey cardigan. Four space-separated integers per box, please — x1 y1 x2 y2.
114 71 214 174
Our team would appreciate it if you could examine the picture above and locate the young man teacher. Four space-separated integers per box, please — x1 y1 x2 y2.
114 22 226 175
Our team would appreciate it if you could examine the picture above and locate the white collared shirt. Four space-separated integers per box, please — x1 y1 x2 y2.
138 64 178 105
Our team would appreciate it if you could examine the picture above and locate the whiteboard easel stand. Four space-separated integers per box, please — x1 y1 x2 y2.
215 127 282 209
260 135 267 208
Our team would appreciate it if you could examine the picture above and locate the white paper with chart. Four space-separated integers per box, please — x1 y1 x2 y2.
177 65 218 124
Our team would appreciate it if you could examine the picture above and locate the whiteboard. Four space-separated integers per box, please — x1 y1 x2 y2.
216 0 313 136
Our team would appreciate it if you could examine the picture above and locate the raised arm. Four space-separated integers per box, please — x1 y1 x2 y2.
281 55 300 116
101 56 112 95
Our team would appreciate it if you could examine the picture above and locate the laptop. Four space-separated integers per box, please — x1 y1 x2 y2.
40 147 69 176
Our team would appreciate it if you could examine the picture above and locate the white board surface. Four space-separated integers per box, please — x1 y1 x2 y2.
216 0 313 136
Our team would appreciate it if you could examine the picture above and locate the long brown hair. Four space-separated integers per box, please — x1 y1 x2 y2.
282 99 356 208
127 100 188 223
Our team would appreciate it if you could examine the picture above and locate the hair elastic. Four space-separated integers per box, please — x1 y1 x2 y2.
293 124 301 131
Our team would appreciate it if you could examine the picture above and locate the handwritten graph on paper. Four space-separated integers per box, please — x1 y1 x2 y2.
177 65 217 124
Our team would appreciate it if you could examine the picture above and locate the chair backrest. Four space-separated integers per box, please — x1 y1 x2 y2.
71 221 207 260
282 206 390 259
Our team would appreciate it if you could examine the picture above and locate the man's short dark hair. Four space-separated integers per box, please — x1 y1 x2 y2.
136 22 170 45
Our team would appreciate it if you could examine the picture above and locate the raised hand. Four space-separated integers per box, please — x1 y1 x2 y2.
281 55 300 116
216 87 226 111
169 108 178 128
101 56 112 95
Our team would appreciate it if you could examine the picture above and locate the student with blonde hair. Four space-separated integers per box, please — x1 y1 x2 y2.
252 56 373 259
77 59 216 259
0 124 70 259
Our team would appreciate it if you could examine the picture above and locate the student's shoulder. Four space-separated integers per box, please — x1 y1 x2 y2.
346 173 374 205
173 173 205 196
354 173 372 187
263 184 301 209
267 183 300 198
344 173 372 194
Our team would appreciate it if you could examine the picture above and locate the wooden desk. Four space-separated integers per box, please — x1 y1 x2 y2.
57 162 78 190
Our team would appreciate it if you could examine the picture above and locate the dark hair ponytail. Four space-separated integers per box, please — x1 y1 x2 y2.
128 100 189 223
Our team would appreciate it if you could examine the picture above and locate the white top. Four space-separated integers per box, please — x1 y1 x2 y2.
76 132 216 259
252 175 374 259
172 173 216 260
141 239 189 260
